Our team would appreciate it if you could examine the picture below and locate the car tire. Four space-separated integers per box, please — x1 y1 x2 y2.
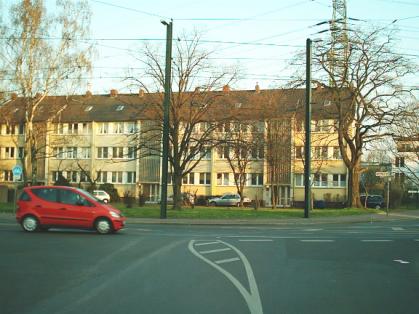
375 205 381 210
21 215 39 232
210 201 216 207
95 218 113 234
236 202 240 207
103 199 109 204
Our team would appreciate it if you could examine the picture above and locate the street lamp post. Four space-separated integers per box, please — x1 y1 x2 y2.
304 38 312 218
160 19 173 219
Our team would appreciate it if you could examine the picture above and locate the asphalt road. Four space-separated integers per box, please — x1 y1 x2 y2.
0 219 418 314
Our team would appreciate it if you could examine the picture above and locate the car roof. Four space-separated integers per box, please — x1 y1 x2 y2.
25 185 76 191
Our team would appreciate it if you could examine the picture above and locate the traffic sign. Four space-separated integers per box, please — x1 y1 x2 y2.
375 171 390 177
12 165 22 177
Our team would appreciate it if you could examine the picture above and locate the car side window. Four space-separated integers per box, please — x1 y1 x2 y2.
32 188 58 202
19 191 31 201
60 190 91 206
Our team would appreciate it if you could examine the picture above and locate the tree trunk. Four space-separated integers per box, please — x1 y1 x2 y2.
172 172 183 210
347 161 362 208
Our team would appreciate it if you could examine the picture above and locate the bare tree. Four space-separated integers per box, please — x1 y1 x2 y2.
294 27 417 207
219 120 264 206
128 32 238 209
0 0 92 184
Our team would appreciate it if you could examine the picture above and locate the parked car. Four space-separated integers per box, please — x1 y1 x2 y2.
360 195 385 209
208 193 251 207
16 186 126 234
92 190 111 203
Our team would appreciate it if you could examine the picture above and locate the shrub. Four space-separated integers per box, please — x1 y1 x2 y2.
99 183 120 202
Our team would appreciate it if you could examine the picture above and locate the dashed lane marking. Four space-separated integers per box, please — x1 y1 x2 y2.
195 241 220 246
239 239 273 242
392 227 404 231
393 259 410 264
361 239 393 242
199 247 232 254
215 257 241 264
300 239 334 242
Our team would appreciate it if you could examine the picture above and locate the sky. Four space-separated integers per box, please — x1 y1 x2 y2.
4 0 419 94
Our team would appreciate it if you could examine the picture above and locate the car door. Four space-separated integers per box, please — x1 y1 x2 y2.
30 188 62 225
58 189 96 228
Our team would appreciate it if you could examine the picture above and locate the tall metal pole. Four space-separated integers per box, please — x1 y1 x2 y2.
304 38 312 218
160 20 173 219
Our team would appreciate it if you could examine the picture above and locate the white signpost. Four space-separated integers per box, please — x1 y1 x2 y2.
375 171 392 216
12 165 22 213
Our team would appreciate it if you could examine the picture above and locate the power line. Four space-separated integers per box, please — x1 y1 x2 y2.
90 0 168 19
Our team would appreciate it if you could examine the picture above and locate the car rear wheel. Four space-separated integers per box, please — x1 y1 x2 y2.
95 218 113 234
375 205 381 210
210 201 216 207
21 215 39 232
103 199 109 204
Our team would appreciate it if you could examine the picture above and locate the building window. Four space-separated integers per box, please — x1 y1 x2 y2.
251 145 264 159
332 174 346 187
217 146 229 159
111 171 123 183
97 171 108 183
395 157 405 167
182 172 195 185
112 147 124 159
67 147 77 159
51 171 62 183
250 173 263 186
54 147 64 159
128 147 137 159
314 146 328 159
67 123 79 135
217 173 229 186
333 146 341 159
113 122 124 134
97 147 109 159
126 172 136 184
295 173 304 187
80 172 87 182
199 173 211 185
314 173 328 187
125 122 137 134
3 170 14 182
295 146 303 159
5 147 15 158
18 124 25 135
98 122 109 134
80 147 91 159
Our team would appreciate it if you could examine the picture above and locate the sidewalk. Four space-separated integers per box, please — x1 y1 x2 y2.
124 210 419 226
1 210 418 226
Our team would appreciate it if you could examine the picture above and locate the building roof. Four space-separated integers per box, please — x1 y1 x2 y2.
0 88 351 124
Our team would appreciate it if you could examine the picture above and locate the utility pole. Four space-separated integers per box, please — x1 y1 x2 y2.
304 38 312 218
160 19 173 219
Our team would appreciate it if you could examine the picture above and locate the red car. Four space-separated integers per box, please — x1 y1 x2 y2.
16 186 126 234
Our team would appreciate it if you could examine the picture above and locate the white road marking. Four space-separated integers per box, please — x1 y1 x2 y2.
215 257 241 264
189 240 263 314
300 239 334 242
415 239 419 242
393 259 410 264
303 228 323 232
199 247 232 254
361 240 393 242
135 228 152 232
239 239 273 242
195 241 220 246
392 227 404 231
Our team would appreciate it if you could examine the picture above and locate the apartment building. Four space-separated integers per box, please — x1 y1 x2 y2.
0 87 350 206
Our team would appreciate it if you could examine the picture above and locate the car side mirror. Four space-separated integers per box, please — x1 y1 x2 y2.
76 200 85 206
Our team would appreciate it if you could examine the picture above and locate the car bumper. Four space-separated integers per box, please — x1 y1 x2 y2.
112 217 126 231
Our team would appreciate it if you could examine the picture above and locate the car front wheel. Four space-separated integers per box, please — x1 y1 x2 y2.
21 215 39 232
95 218 113 234
375 205 381 210
103 199 109 204
210 201 216 207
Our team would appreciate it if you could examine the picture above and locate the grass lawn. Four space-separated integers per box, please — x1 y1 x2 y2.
0 201 380 219
114 203 380 219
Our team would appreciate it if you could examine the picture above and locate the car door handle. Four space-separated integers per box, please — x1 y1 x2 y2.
59 207 67 210
35 205 42 208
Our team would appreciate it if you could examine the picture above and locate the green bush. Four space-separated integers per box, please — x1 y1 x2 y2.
54 174 70 186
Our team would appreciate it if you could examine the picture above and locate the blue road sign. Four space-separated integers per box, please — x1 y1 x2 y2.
12 165 23 177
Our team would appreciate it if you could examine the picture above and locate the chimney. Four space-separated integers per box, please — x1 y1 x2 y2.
138 89 144 97
110 89 118 97
222 85 230 93
11 93 18 100
85 90 92 97
255 82 260 94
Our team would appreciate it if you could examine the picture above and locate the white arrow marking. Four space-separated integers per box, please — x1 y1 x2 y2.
393 259 410 264
239 239 273 242
189 240 263 314
215 257 240 264
195 241 220 246
199 247 232 254
392 227 404 231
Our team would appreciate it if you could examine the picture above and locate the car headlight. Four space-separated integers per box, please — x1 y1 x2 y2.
109 211 120 218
